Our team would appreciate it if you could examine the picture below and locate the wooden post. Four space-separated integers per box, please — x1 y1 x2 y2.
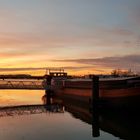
45 75 52 105
92 76 99 104
92 76 100 137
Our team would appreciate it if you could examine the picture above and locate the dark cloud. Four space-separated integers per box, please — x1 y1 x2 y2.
111 28 133 36
53 54 140 72
0 66 93 72
0 68 46 72
1 55 139 73
108 28 133 36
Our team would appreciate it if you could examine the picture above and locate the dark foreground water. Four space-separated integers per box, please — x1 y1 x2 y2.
0 90 140 140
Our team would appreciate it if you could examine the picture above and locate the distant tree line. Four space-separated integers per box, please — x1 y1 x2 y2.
0 74 44 79
111 69 138 77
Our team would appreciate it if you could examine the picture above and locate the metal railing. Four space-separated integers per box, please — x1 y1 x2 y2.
0 80 44 89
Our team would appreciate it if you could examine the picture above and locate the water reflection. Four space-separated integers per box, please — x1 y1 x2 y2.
51 96 140 140
99 110 140 140
91 105 100 137
0 104 64 118
0 90 44 106
41 90 65 112
0 90 64 117
1 90 140 140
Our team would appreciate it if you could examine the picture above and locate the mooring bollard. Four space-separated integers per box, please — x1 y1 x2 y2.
92 76 100 137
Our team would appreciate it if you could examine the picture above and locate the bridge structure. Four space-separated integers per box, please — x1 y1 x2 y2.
0 68 67 90
0 79 44 90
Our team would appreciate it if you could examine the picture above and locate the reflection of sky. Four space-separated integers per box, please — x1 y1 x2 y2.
0 90 44 106
0 111 118 140
0 0 140 74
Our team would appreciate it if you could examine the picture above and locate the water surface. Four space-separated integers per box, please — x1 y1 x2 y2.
0 107 117 140
0 90 44 106
0 90 139 140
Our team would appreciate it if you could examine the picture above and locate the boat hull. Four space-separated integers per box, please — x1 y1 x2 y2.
53 77 140 109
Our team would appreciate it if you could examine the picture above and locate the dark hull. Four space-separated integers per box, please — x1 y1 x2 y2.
54 77 140 108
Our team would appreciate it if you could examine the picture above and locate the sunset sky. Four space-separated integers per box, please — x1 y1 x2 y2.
0 0 140 75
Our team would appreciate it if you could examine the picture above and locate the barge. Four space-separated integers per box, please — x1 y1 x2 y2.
53 76 140 109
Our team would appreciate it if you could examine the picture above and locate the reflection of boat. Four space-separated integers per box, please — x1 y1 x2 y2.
52 96 140 140
54 77 140 108
100 110 140 140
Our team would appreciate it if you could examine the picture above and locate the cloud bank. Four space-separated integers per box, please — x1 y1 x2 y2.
53 54 140 72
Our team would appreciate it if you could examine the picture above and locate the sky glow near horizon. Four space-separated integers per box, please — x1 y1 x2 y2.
0 0 140 75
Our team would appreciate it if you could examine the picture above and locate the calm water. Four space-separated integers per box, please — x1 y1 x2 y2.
0 90 140 140
0 90 44 106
